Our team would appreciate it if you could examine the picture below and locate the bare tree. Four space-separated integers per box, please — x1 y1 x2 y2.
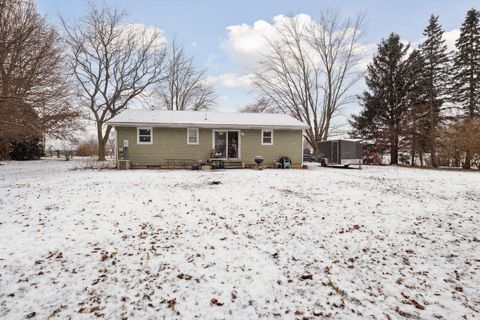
61 3 167 160
156 41 216 111
252 12 365 155
0 0 80 158
239 96 278 113
440 119 480 169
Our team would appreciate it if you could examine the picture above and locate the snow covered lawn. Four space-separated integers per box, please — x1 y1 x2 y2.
0 159 479 319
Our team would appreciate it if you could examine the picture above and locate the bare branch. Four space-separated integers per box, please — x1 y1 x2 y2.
154 40 216 111
61 3 167 160
251 11 365 154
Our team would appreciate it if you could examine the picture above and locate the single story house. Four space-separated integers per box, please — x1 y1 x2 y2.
107 110 309 169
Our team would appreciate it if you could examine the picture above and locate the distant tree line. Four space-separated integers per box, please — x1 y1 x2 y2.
350 10 480 169
1 0 216 161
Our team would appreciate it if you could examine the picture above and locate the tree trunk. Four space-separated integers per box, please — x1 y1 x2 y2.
97 124 104 161
410 148 415 167
98 140 106 161
96 123 110 161
390 128 398 165
463 149 471 169
390 145 398 165
429 102 438 168
311 140 321 161
419 151 424 167
454 150 460 167
430 136 437 167
410 136 416 166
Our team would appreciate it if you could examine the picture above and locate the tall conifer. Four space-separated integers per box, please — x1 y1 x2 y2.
419 15 450 167
452 9 480 168
404 49 429 166
350 33 410 164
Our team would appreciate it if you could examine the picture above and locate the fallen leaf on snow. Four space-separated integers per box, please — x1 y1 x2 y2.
211 298 224 306
300 273 313 280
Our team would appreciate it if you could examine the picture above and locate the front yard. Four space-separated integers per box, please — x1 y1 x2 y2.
0 159 479 319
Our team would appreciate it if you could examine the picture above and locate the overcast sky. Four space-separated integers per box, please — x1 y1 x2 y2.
38 0 478 119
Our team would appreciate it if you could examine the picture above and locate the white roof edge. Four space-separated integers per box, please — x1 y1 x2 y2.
106 110 309 130
107 121 309 130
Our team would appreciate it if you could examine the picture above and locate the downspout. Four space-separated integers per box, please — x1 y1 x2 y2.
301 129 305 168
114 125 118 167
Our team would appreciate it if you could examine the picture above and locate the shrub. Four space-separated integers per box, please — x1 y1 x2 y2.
76 142 93 156
9 137 44 160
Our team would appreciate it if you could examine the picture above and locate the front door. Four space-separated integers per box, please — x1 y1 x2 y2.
214 130 239 159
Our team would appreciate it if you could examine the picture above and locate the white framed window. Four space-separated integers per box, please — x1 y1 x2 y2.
187 128 199 145
261 129 273 145
137 127 153 144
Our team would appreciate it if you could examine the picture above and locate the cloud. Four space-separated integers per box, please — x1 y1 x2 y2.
443 28 460 51
221 14 315 69
359 27 460 73
209 73 254 89
223 12 462 75
222 13 375 75
409 28 460 52
355 43 376 71
221 20 271 68
120 23 167 47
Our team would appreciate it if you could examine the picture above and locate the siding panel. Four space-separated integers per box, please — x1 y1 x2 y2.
116 127 302 166
240 129 302 165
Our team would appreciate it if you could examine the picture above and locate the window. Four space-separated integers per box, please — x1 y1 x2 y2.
187 128 199 145
261 129 273 145
137 127 153 144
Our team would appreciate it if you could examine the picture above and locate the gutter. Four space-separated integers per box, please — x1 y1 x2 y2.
106 121 309 130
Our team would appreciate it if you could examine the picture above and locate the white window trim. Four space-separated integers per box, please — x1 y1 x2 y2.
187 128 199 145
137 127 153 145
261 129 273 145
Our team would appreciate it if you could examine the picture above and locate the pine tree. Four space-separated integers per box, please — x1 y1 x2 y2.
419 15 451 167
452 8 480 168
350 92 382 140
404 49 429 166
350 33 410 165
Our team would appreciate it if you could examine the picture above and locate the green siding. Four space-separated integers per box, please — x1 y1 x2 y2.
116 126 303 166
116 127 211 165
240 129 302 165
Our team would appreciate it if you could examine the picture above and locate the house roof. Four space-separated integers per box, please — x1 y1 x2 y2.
107 110 309 130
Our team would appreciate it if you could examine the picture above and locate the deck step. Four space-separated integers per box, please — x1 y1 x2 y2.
223 161 244 169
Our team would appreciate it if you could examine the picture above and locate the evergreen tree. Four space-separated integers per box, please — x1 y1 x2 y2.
419 15 451 167
350 33 410 164
452 8 480 168
350 92 381 141
404 49 429 166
